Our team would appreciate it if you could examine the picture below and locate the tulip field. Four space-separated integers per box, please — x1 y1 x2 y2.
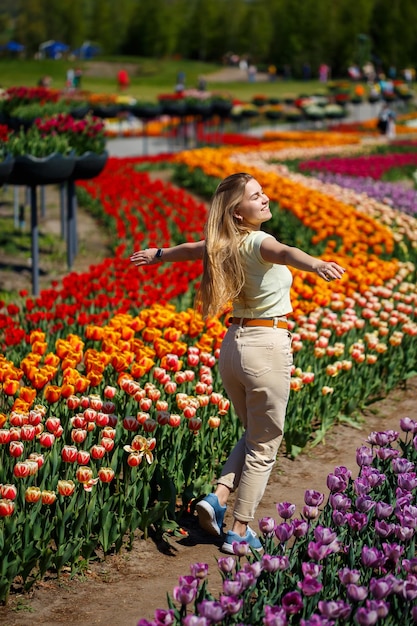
1 126 417 607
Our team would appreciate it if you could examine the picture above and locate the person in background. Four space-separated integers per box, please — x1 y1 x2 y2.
377 103 396 138
130 173 345 553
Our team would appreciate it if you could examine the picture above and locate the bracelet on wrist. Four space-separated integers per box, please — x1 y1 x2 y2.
155 248 163 259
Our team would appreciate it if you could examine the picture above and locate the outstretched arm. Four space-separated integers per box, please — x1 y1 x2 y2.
260 238 345 282
130 240 205 266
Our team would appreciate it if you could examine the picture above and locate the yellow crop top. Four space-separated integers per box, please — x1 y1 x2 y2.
232 230 293 318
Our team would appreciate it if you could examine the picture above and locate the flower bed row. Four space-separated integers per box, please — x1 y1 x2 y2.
0 132 417 604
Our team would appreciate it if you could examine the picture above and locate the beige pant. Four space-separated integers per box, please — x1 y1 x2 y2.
218 324 293 522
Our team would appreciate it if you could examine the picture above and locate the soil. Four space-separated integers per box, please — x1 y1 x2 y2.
0 178 416 626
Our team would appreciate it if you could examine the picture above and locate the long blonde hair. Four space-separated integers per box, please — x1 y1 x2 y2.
197 173 253 318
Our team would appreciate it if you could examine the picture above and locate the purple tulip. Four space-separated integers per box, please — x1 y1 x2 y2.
302 505 320 520
367 430 399 446
304 490 325 507
313 526 337 545
154 609 175 626
346 584 368 602
338 567 361 585
326 473 348 493
391 457 414 474
334 466 352 479
232 540 250 557
281 591 304 615
356 445 374 467
402 557 417 574
178 575 198 588
376 447 400 461
382 541 404 565
318 599 351 619
298 574 323 596
346 512 368 532
275 521 294 543
369 577 394 599
354 607 378 625
307 540 339 561
375 501 393 519
332 510 347 526
263 604 288 626
394 524 415 541
190 563 209 580
137 620 156 626
397 473 417 491
243 560 263 579
222 579 243 596
219 594 243 615
197 600 225 623
217 556 235 573
374 519 394 538
329 493 351 511
400 417 417 433
261 554 285 573
366 599 390 619
259 516 276 536
302 562 323 578
361 467 386 488
361 546 386 569
355 495 376 513
401 575 417 601
353 477 372 495
292 519 309 537
235 569 255 590
277 501 296 519
173 583 197 605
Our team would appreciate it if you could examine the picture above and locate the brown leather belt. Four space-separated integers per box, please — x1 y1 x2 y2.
230 317 288 329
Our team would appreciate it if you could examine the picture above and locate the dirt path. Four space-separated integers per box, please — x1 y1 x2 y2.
1 178 416 625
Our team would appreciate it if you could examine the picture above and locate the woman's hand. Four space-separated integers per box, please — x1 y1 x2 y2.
130 248 161 266
315 261 345 282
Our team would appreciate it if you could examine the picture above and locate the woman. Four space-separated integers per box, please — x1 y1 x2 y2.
130 173 345 553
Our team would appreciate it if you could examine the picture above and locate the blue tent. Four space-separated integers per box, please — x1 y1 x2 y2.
72 41 100 59
4 41 25 52
39 40 69 59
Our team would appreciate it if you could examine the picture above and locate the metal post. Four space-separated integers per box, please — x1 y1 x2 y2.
60 182 66 239
30 185 39 296
66 179 75 269
13 186 19 228
40 185 46 217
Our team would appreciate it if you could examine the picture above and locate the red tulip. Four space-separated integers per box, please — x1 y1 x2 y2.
0 499 15 516
98 467 115 483
100 437 114 452
25 486 42 503
9 441 24 458
123 416 139 431
41 490 57 505
0 429 11 445
77 450 91 465
45 417 61 433
0 484 17 500
76 466 93 484
90 444 106 460
57 480 76 497
71 428 87 444
39 432 55 448
13 462 31 478
127 452 142 467
20 424 36 441
28 452 45 468
62 445 78 463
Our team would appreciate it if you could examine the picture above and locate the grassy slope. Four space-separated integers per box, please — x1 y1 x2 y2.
0 56 328 101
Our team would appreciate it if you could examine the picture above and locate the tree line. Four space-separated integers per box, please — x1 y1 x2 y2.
1 0 417 79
